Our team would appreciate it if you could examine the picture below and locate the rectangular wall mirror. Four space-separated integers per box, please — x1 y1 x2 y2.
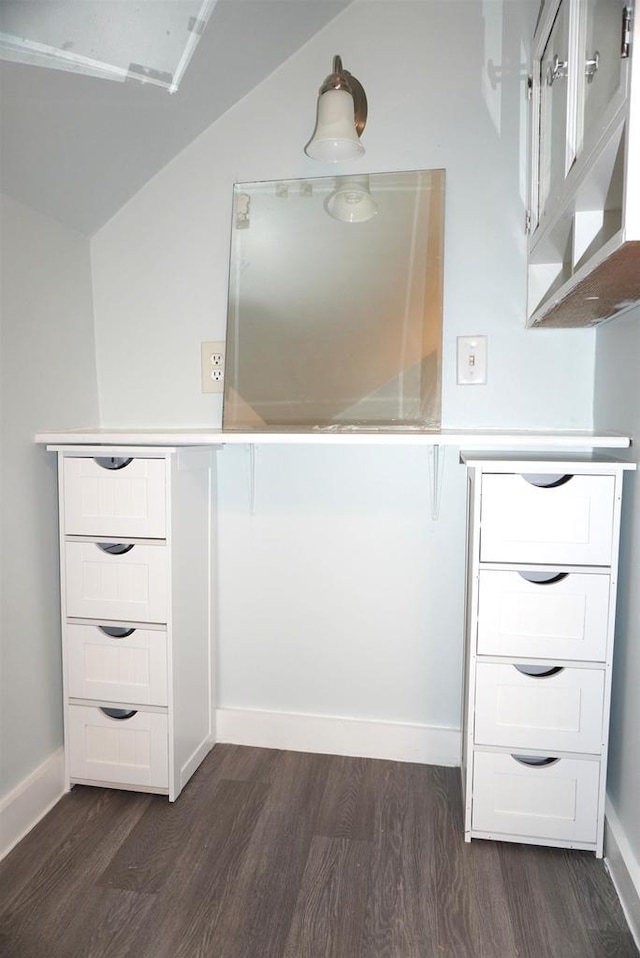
223 169 445 431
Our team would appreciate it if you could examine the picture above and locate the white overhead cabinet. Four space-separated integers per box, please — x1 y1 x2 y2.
50 445 214 801
527 0 640 327
461 454 635 856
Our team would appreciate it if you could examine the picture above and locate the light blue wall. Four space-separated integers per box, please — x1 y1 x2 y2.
90 0 598 733
0 195 99 795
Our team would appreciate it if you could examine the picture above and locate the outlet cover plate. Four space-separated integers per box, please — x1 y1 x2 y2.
201 341 225 393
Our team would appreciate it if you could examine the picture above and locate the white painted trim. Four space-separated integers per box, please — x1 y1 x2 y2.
0 749 65 860
605 798 640 949
36 428 631 448
215 707 461 767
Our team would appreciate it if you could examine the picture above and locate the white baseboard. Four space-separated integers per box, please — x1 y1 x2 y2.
605 797 640 949
215 707 461 766
0 749 65 861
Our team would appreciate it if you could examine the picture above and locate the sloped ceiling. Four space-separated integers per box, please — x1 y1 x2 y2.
0 0 352 235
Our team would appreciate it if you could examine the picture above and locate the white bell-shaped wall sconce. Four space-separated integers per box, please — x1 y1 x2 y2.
305 55 367 162
325 175 378 223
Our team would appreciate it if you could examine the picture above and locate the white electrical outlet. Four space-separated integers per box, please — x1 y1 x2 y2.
457 335 487 385
201 341 225 393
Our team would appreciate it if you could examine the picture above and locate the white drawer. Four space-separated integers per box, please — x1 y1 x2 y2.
68 705 168 789
477 570 610 661
480 474 615 564
66 623 168 705
65 542 168 623
63 457 166 538
474 662 605 753
471 751 600 844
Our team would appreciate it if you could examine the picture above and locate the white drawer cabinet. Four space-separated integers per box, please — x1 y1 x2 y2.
51 444 215 802
461 454 635 856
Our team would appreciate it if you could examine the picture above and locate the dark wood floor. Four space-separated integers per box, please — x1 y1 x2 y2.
0 744 637 958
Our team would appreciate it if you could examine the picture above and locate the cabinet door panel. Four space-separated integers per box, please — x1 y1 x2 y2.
66 624 168 705
63 457 166 538
479 474 615 564
68 705 168 789
471 751 600 843
539 0 571 221
579 0 627 158
477 570 610 661
65 542 168 623
474 662 605 753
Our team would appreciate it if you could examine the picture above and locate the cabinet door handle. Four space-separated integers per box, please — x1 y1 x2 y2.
547 55 568 85
521 473 572 488
98 626 136 638
511 755 560 767
517 571 569 585
99 708 138 720
585 51 600 83
96 542 135 555
514 664 563 678
93 457 133 470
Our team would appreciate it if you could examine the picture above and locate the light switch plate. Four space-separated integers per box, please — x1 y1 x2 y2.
457 336 487 385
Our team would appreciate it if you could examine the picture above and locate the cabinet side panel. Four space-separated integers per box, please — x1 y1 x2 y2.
462 466 481 837
169 450 214 797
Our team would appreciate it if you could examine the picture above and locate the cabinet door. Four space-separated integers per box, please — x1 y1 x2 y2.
65 542 168 623
471 751 600 844
479 473 615 565
66 624 168 705
63 457 166 538
68 705 168 789
579 0 627 158
474 662 606 754
477 570 611 661
538 0 572 222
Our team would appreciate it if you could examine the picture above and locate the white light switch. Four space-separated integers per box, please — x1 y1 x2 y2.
457 335 487 385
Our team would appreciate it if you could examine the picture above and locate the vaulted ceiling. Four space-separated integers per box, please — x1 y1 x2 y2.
0 0 352 235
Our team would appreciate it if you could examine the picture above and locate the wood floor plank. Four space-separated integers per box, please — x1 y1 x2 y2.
315 754 376 841
0 788 150 958
202 749 334 958
98 740 229 893
0 785 149 914
424 768 519 958
213 742 282 783
282 836 373 958
0 745 635 958
115 777 269 958
496 842 620 958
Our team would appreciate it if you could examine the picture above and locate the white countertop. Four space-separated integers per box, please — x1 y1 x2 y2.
35 426 632 449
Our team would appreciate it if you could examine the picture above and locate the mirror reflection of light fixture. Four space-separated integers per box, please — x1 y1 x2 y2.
305 55 367 161
325 176 378 223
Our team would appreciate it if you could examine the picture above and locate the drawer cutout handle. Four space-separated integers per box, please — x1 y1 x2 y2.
94 457 133 471
521 474 573 488
99 707 138 720
512 755 559 768
514 664 563 678
96 542 135 555
517 571 569 585
98 626 136 639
